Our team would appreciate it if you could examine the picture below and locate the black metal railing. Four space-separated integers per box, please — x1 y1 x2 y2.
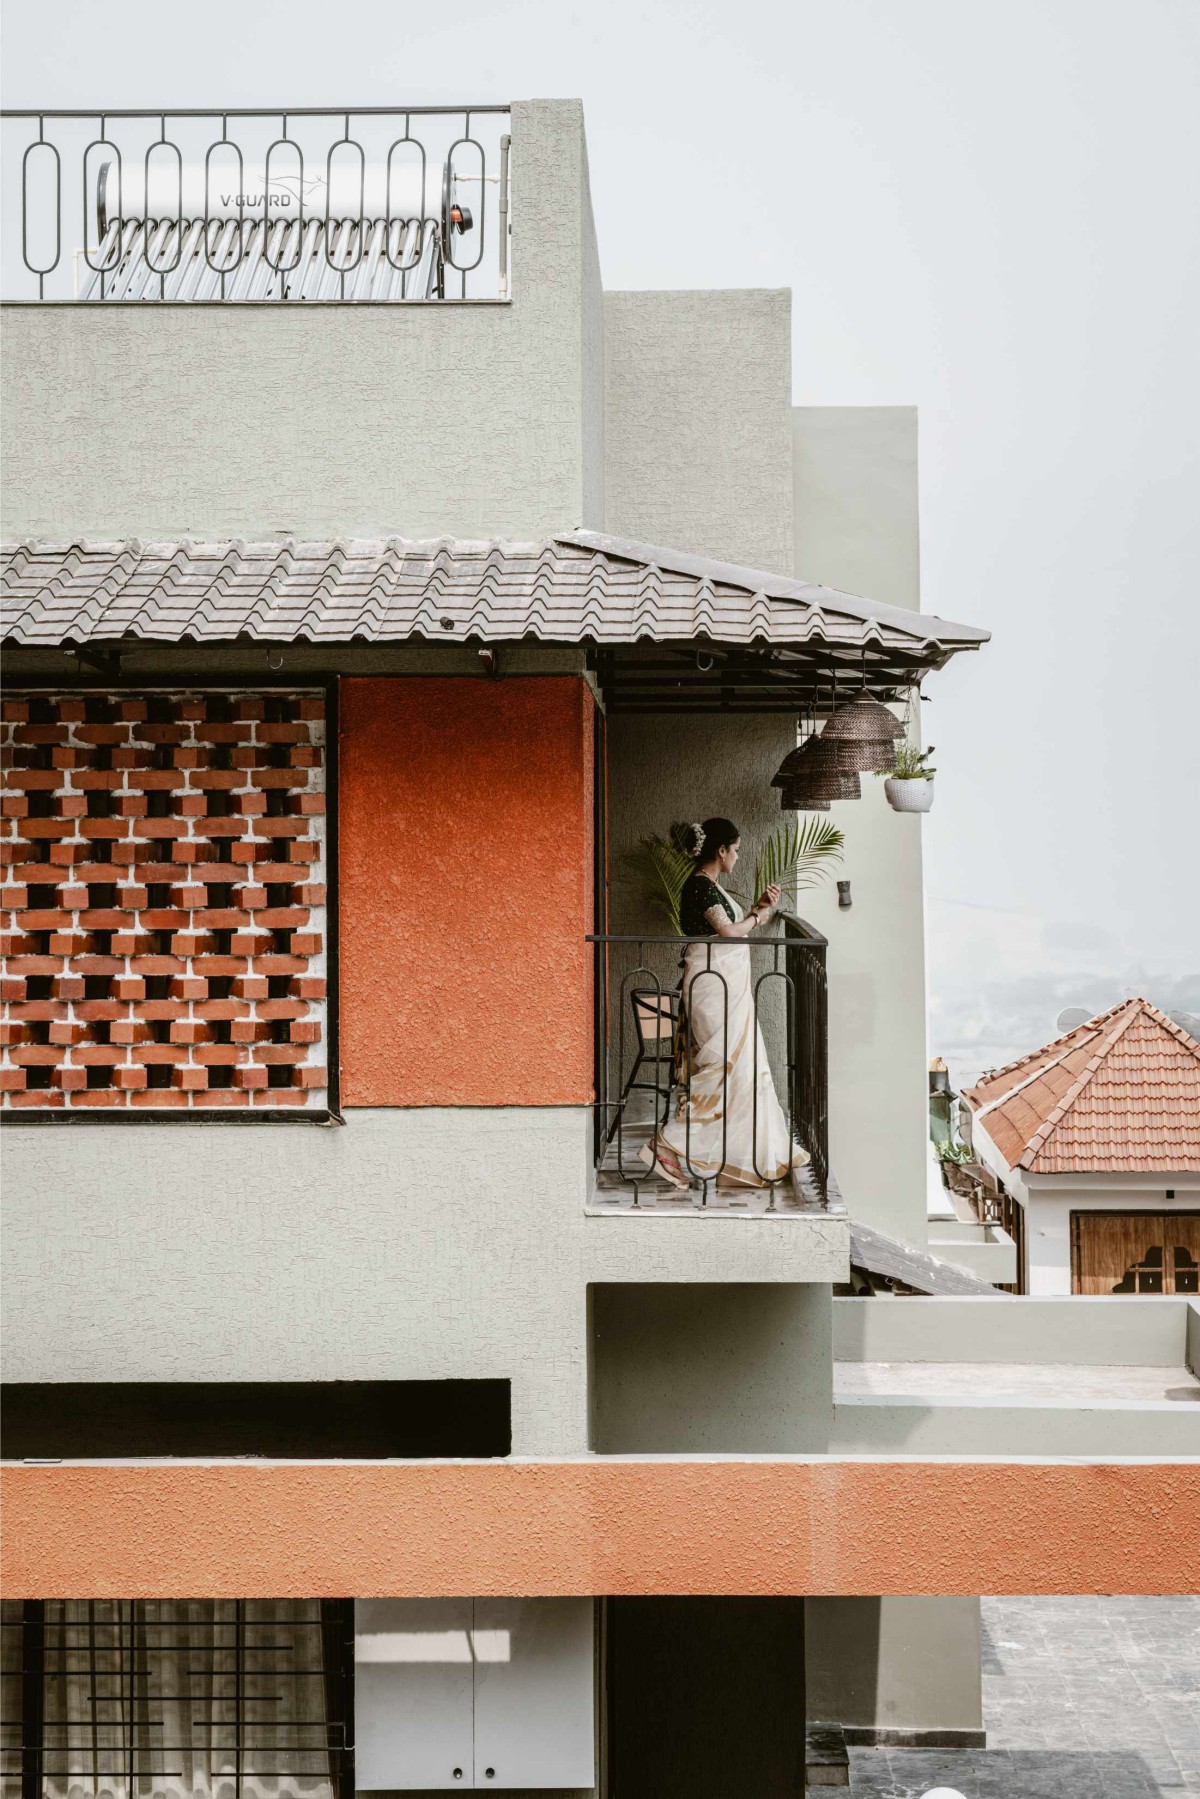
590 915 828 1208
1 107 510 302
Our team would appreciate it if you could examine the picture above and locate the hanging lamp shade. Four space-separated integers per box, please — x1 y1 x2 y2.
822 689 906 743
834 736 897 773
780 768 861 805
770 733 845 787
780 790 831 812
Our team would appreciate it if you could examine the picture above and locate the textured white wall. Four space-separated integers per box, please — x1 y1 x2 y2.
792 407 929 1243
0 101 604 542
603 289 793 573
0 1108 847 1453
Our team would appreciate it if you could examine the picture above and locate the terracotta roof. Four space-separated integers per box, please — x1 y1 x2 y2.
963 999 1200 1174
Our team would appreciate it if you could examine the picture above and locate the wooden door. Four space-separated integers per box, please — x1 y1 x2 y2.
1071 1212 1200 1294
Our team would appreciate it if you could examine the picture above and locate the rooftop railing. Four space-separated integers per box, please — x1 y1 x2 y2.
1 107 511 303
591 916 829 1210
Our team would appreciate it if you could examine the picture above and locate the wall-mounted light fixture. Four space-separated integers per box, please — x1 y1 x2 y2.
837 880 852 909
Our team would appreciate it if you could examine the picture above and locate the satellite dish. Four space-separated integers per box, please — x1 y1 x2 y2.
1056 1007 1091 1033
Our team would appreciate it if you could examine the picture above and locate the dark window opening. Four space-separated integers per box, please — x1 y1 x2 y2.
214 837 234 864
24 1066 52 1090
88 883 116 909
208 883 233 908
1 1380 511 1458
207 791 233 819
147 883 170 909
272 1020 292 1044
91 745 113 771
152 1020 173 1044
28 698 57 724
208 976 233 1001
24 976 52 1001
144 975 171 1001
84 697 115 724
266 883 291 908
268 975 291 999
85 1066 111 1089
211 1021 233 1045
205 696 234 724
152 742 174 769
265 788 290 817
146 697 177 725
147 1064 173 1089
30 932 51 956
27 792 55 818
28 840 52 864
151 929 174 955
28 884 59 909
86 790 113 819
83 976 111 1001
207 1065 234 1088
89 930 113 956
272 928 293 953
211 929 233 956
26 1022 51 1046
267 1064 293 1089
90 1022 111 1046
147 789 172 818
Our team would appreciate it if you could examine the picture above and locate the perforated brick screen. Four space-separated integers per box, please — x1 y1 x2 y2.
1 689 328 1112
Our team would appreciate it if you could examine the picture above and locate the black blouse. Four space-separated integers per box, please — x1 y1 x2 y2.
679 874 736 937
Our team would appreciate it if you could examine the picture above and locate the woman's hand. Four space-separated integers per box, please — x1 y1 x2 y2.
757 884 782 913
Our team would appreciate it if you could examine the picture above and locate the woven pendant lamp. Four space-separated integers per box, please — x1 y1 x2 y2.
770 733 844 787
780 768 861 805
780 790 831 812
822 688 906 744
835 735 896 773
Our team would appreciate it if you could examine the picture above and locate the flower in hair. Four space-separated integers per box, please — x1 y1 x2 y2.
689 821 706 857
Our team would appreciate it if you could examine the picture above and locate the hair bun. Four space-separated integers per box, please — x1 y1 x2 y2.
684 820 706 859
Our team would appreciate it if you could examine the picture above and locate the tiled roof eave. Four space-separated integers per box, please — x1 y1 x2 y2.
2 534 991 657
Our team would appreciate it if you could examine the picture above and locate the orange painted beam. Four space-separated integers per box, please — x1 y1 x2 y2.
3 1459 1197 1599
338 676 594 1105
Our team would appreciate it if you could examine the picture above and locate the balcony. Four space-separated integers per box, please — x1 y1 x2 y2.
590 916 832 1213
1 106 511 302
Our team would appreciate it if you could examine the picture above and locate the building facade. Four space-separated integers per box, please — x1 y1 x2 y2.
2 98 1198 1795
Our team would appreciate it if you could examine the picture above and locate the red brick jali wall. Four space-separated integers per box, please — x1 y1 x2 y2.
0 689 328 1111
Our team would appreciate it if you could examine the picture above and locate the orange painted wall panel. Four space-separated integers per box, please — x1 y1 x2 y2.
4 1460 1197 1599
338 677 594 1105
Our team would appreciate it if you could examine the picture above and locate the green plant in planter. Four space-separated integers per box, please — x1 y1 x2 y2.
884 743 937 781
621 818 843 936
936 1138 973 1165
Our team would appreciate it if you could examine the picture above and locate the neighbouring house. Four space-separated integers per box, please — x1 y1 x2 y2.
2 98 1197 1796
962 998 1200 1296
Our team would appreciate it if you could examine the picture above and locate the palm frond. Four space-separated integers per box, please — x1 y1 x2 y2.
620 834 695 935
752 818 844 900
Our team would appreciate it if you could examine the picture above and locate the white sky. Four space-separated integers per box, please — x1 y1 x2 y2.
4 0 1198 1083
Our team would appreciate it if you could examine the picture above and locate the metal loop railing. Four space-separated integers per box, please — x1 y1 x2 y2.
590 915 829 1208
1 106 511 302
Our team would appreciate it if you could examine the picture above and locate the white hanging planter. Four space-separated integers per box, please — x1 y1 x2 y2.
884 776 935 814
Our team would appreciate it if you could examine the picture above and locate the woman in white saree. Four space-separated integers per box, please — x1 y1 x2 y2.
640 817 809 1191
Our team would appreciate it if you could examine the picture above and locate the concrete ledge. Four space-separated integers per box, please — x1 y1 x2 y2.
841 1725 987 1749
927 1223 1016 1285
584 1208 850 1284
831 1397 1200 1457
833 1295 1196 1365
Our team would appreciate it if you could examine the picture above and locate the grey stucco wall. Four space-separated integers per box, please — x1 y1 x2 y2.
589 1282 832 1452
603 289 793 573
791 406 929 1243
806 1596 982 1735
0 101 604 541
0 1108 846 1455
793 407 919 606
832 1294 1192 1366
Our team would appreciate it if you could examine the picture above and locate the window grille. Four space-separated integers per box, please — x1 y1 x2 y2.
0 1599 354 1798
